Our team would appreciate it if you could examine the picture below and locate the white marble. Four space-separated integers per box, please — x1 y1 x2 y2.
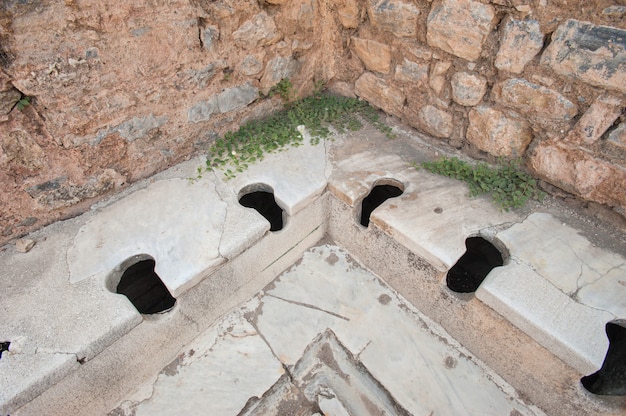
223 127 328 216
133 312 284 416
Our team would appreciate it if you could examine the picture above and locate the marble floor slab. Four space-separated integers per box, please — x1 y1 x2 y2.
113 244 544 416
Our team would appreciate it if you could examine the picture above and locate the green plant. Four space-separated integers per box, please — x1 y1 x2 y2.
200 91 393 180
418 156 545 210
267 78 294 102
16 96 30 110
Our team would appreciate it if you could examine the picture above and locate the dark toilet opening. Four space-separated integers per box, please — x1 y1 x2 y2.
581 320 626 396
239 190 284 231
0 341 9 359
446 237 504 293
360 183 404 227
116 259 176 314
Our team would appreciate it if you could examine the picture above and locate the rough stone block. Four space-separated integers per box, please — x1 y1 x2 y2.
492 78 577 121
530 141 626 213
232 12 282 50
429 61 451 94
565 95 623 146
0 88 21 115
541 20 626 94
367 0 420 38
417 105 453 139
238 54 265 76
217 84 259 114
337 0 361 28
395 59 429 85
495 18 544 74
354 72 405 118
466 106 532 157
351 37 392 74
260 56 297 94
426 0 496 61
450 71 487 106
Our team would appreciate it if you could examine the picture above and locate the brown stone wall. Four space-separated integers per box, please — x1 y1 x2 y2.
0 0 625 244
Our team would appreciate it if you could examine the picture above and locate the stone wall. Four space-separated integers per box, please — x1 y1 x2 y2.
0 0 625 244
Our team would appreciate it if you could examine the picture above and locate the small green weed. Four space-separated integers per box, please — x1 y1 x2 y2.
267 78 295 102
201 91 392 180
16 96 30 110
418 156 545 210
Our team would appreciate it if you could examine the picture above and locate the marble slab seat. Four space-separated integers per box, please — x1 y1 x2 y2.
326 132 625 375
0 130 327 414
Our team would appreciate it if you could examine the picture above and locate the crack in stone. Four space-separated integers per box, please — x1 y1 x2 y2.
265 294 350 321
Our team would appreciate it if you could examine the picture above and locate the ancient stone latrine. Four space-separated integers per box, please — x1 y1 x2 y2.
0 0 624 244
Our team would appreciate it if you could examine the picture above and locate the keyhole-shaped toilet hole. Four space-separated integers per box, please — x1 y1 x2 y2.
239 184 284 231
113 256 176 314
359 180 404 227
581 319 626 396
446 237 504 293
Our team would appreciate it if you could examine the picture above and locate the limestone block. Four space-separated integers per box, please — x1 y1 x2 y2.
337 0 361 28
429 61 451 94
450 72 487 106
426 0 496 61
367 0 420 38
351 37 391 74
1 130 45 171
232 12 282 50
541 20 626 94
492 78 577 121
608 123 626 151
354 72 405 118
564 95 624 146
417 105 453 139
260 56 298 94
395 59 429 86
495 18 544 74
201 25 219 53
216 84 259 113
238 54 265 76
466 106 532 157
188 98 218 124
530 141 626 212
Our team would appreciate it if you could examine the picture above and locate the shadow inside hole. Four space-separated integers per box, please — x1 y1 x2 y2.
239 190 284 231
116 259 176 314
360 184 404 227
581 319 626 396
446 237 503 293
0 341 9 359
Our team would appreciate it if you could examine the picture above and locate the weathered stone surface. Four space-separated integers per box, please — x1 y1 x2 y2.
0 88 21 116
429 61 451 94
417 105 453 138
367 0 420 38
337 0 361 29
351 37 392 74
541 20 626 94
260 56 297 94
201 25 219 53
608 123 626 149
188 84 259 123
94 114 168 145
15 238 35 253
34 169 124 209
530 141 626 213
354 72 405 118
1 130 46 171
466 106 532 157
450 72 487 106
492 78 578 121
564 95 623 146
426 0 496 61
217 84 259 113
495 18 544 74
232 12 282 50
238 54 265 76
395 59 429 86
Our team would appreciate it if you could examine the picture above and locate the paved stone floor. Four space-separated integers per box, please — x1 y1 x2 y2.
111 244 544 416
